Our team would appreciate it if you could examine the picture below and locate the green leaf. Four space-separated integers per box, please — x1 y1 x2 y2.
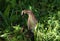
3 5 10 18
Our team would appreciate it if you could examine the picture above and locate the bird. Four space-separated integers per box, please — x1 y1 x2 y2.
21 10 38 32
21 10 38 41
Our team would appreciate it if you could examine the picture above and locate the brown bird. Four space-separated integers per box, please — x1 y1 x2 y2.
21 10 38 32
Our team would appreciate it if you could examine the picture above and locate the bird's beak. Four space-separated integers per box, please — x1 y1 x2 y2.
21 11 24 15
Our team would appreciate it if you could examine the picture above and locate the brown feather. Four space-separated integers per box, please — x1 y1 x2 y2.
21 10 38 31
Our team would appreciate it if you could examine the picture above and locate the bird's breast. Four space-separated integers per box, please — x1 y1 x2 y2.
28 16 37 30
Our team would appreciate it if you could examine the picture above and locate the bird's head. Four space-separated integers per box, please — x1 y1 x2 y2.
21 10 32 15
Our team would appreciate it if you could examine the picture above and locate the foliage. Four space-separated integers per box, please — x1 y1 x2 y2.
0 0 60 41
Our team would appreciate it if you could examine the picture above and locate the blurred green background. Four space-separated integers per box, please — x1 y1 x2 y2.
0 0 60 41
